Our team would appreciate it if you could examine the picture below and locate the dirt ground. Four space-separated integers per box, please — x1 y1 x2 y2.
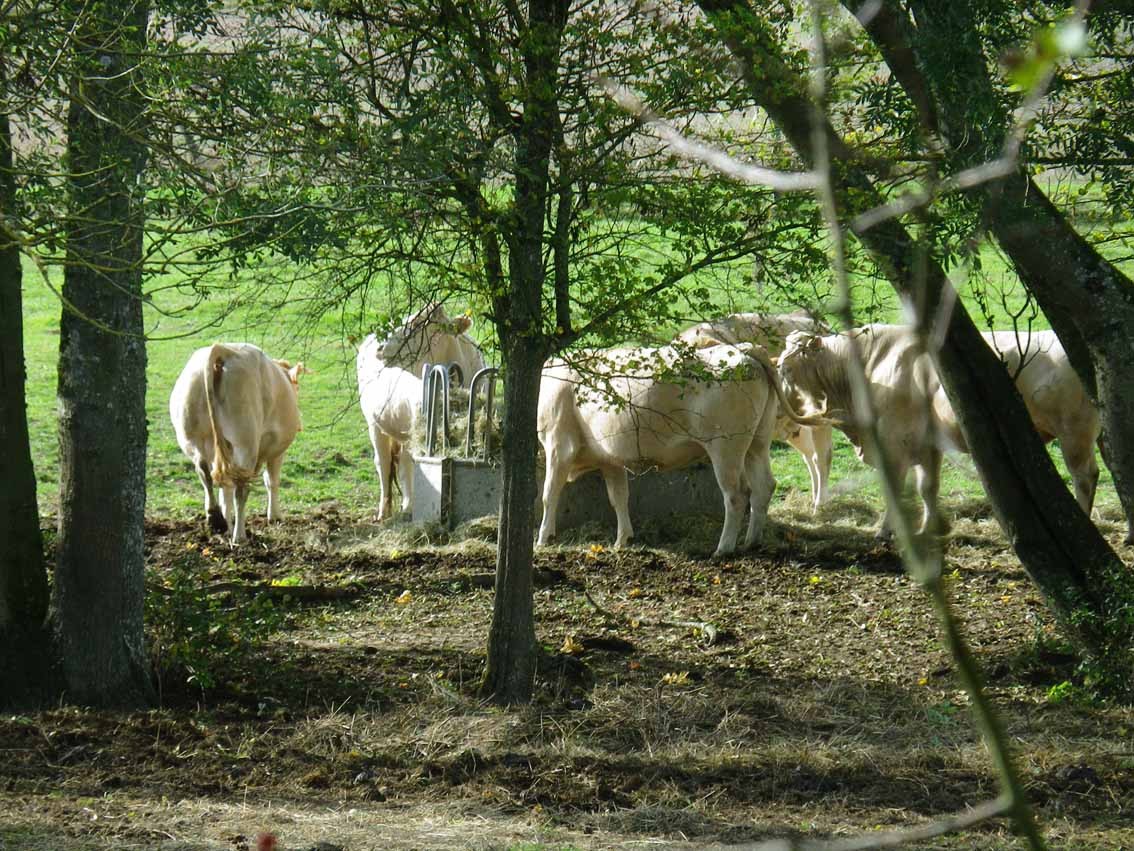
3 499 1134 850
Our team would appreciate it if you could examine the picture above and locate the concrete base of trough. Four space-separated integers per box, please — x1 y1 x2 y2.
412 455 723 533
412 456 503 530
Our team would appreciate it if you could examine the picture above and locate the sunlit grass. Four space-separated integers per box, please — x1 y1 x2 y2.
21 225 1127 527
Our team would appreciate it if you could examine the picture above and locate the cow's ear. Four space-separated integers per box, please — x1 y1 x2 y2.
455 314 472 334
804 334 823 351
289 362 309 384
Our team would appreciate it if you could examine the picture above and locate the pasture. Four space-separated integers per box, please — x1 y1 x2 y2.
9 255 1134 849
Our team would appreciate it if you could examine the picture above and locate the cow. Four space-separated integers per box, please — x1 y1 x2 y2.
170 343 304 544
536 342 832 556
376 303 485 386
358 304 487 520
776 324 1101 538
675 311 834 511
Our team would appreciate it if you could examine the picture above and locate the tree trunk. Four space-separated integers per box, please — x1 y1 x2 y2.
53 0 154 707
0 78 55 708
480 341 544 703
479 0 568 705
867 0 1134 540
697 0 1133 682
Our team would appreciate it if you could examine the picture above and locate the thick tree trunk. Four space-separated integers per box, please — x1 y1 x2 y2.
479 0 568 704
863 0 1134 539
0 88 55 708
697 0 1133 679
53 0 154 707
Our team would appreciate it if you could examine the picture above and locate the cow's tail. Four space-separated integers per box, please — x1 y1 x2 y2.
203 344 255 488
747 346 836 428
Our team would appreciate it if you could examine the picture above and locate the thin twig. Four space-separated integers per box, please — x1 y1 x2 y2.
583 585 719 645
721 794 1011 850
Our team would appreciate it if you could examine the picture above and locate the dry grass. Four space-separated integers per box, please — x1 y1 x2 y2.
5 489 1134 850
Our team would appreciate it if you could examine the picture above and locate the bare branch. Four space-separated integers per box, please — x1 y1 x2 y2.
599 77 821 192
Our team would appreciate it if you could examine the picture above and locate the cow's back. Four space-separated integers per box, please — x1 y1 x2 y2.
540 346 772 474
174 343 301 476
677 311 822 357
358 335 421 441
983 329 1094 441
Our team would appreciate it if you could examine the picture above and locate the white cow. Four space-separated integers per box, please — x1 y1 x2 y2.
537 343 830 556
676 311 834 511
170 343 304 544
358 304 487 520
377 303 485 386
777 324 1101 537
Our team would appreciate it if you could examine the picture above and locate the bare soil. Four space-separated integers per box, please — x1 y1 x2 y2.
3 499 1134 850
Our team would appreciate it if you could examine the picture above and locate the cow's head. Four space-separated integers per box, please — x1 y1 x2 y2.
776 331 831 414
274 359 309 390
377 303 472 370
675 322 730 350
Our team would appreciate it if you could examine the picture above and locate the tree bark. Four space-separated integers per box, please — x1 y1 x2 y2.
480 0 568 704
861 0 1134 540
53 0 154 707
480 341 544 703
0 71 55 708
696 0 1132 679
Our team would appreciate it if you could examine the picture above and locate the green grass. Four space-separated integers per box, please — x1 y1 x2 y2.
19 229 1126 529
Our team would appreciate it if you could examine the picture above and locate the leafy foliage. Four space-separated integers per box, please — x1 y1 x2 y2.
147 548 287 692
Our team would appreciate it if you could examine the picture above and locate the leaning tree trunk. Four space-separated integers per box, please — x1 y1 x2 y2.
0 80 54 708
869 0 1134 542
479 0 568 705
53 0 154 707
697 0 1133 684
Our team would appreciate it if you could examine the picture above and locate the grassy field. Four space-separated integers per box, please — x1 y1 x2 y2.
20 234 1123 530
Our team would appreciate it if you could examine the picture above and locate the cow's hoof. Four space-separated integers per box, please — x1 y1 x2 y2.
207 506 228 534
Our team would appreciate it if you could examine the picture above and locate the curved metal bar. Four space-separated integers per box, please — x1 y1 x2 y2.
422 363 452 456
466 366 500 460
448 362 465 389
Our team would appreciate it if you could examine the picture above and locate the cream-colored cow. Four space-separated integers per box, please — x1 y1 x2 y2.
358 304 487 520
170 343 304 543
778 324 1101 537
676 311 834 512
537 343 830 556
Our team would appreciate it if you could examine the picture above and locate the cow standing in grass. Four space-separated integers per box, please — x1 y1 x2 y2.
675 311 834 512
170 343 305 543
537 342 830 556
777 324 1102 538
357 304 486 520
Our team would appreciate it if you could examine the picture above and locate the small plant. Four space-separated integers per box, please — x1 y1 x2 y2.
147 549 286 693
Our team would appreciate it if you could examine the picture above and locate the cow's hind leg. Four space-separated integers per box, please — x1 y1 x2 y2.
1061 435 1100 518
263 455 285 522
913 448 947 535
743 447 776 550
196 456 227 533
601 467 633 548
537 447 571 546
231 480 251 544
707 443 750 556
396 442 414 515
221 485 236 527
369 423 396 521
876 459 909 540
